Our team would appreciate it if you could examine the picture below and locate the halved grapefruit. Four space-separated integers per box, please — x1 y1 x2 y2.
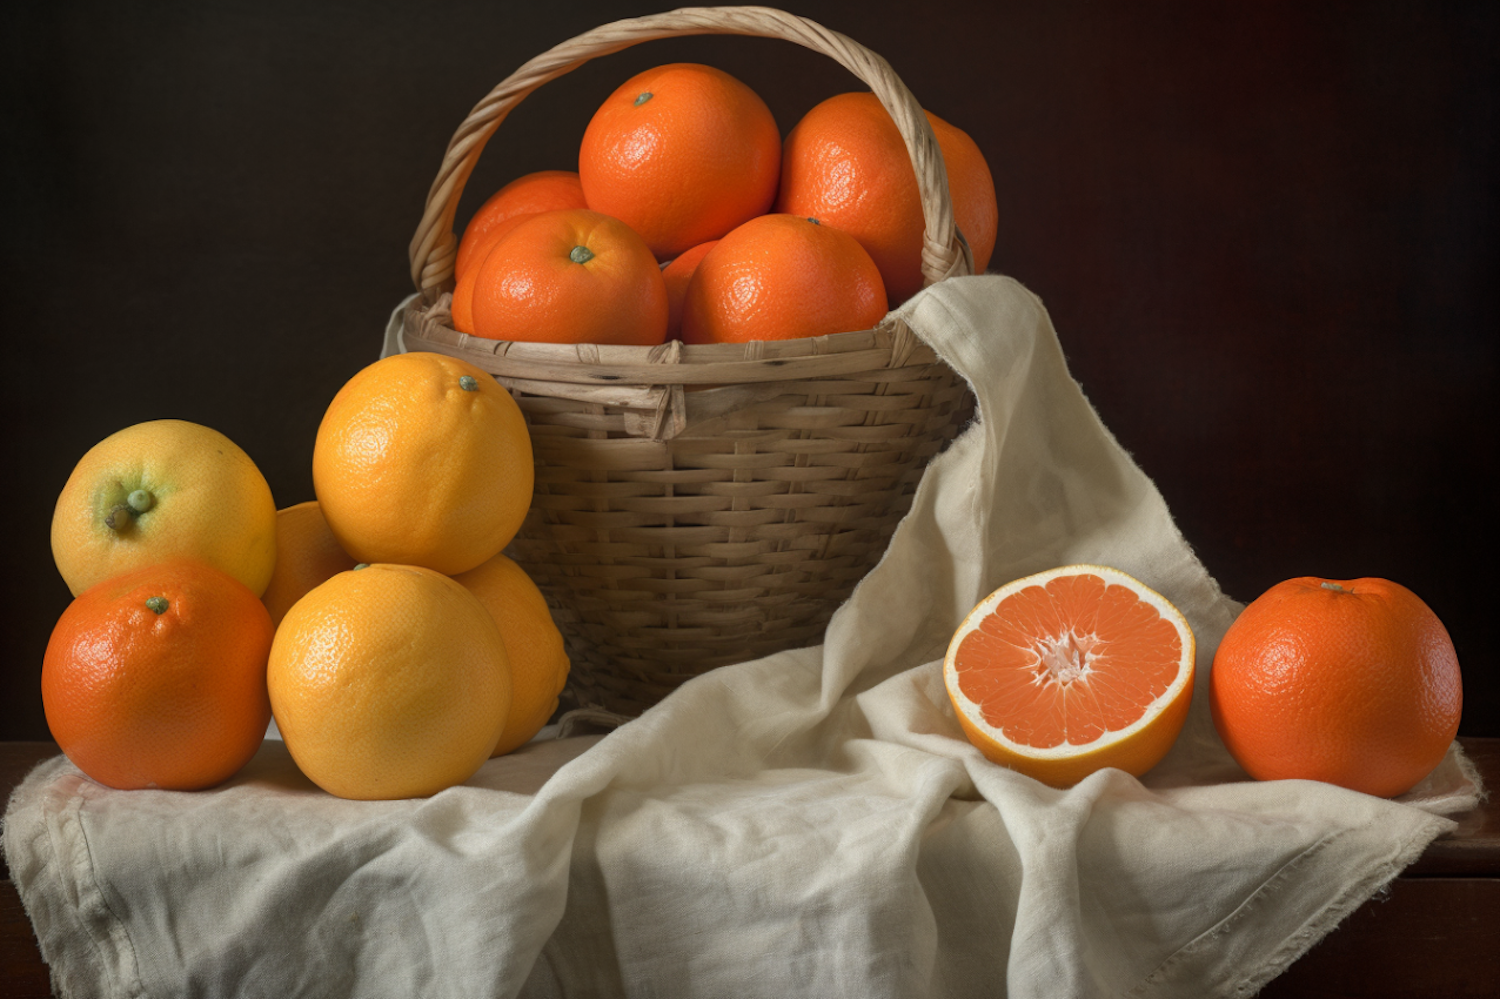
944 564 1196 787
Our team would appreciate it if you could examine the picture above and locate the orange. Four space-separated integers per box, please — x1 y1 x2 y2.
451 213 533 334
944 564 1196 788
260 501 358 628
661 239 717 341
579 63 781 260
452 552 570 756
455 170 587 282
312 352 534 576
470 208 668 345
42 558 274 791
51 419 277 597
267 563 511 799
680 214 888 344
1209 577 1463 798
775 92 998 305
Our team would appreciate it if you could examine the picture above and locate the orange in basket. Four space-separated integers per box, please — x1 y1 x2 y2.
455 170 587 281
579 62 781 260
451 213 534 334
662 239 718 341
777 92 998 305
468 208 668 345
680 214 887 344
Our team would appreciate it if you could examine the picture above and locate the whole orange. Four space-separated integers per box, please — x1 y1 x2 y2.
312 352 534 576
450 213 533 334
1209 577 1463 798
680 214 888 344
51 419 277 598
775 92 998 306
579 63 780 260
260 501 358 628
455 170 587 282
661 239 717 341
452 552 570 757
42 558 274 791
268 563 511 799
470 208 668 345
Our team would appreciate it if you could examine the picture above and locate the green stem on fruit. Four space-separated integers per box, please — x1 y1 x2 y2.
145 597 168 614
634 92 653 107
459 375 478 392
105 488 156 533
1321 582 1347 592
569 245 595 265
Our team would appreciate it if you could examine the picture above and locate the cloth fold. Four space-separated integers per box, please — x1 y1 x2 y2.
5 275 1481 998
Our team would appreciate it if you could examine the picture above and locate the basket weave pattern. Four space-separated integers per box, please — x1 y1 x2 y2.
403 7 978 715
404 304 973 714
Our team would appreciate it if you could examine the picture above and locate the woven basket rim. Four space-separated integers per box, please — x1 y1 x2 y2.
401 295 940 387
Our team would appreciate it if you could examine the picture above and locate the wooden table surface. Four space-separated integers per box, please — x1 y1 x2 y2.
3 739 1497 997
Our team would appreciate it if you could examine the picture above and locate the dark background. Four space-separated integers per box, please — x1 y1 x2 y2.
2 1 1494 739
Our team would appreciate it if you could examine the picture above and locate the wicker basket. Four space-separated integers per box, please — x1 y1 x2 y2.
398 6 977 716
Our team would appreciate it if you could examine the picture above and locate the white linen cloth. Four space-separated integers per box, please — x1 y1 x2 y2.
5 275 1482 998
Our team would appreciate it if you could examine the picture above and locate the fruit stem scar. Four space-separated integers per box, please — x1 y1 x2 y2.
1321 582 1348 592
105 488 156 533
569 245 595 265
634 92 653 106
459 375 478 392
145 596 168 614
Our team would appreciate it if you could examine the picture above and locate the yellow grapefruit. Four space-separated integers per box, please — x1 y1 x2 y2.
452 552 570 756
267 563 512 799
312 352 534 576
260 501 359 628
51 419 277 597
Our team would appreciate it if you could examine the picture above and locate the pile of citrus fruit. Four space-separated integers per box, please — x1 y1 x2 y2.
37 59 1465 805
449 62 1000 346
44 351 568 800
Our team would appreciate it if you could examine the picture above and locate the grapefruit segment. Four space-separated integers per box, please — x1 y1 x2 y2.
944 564 1196 787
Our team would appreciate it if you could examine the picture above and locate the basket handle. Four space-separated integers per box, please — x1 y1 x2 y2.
408 5 973 304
